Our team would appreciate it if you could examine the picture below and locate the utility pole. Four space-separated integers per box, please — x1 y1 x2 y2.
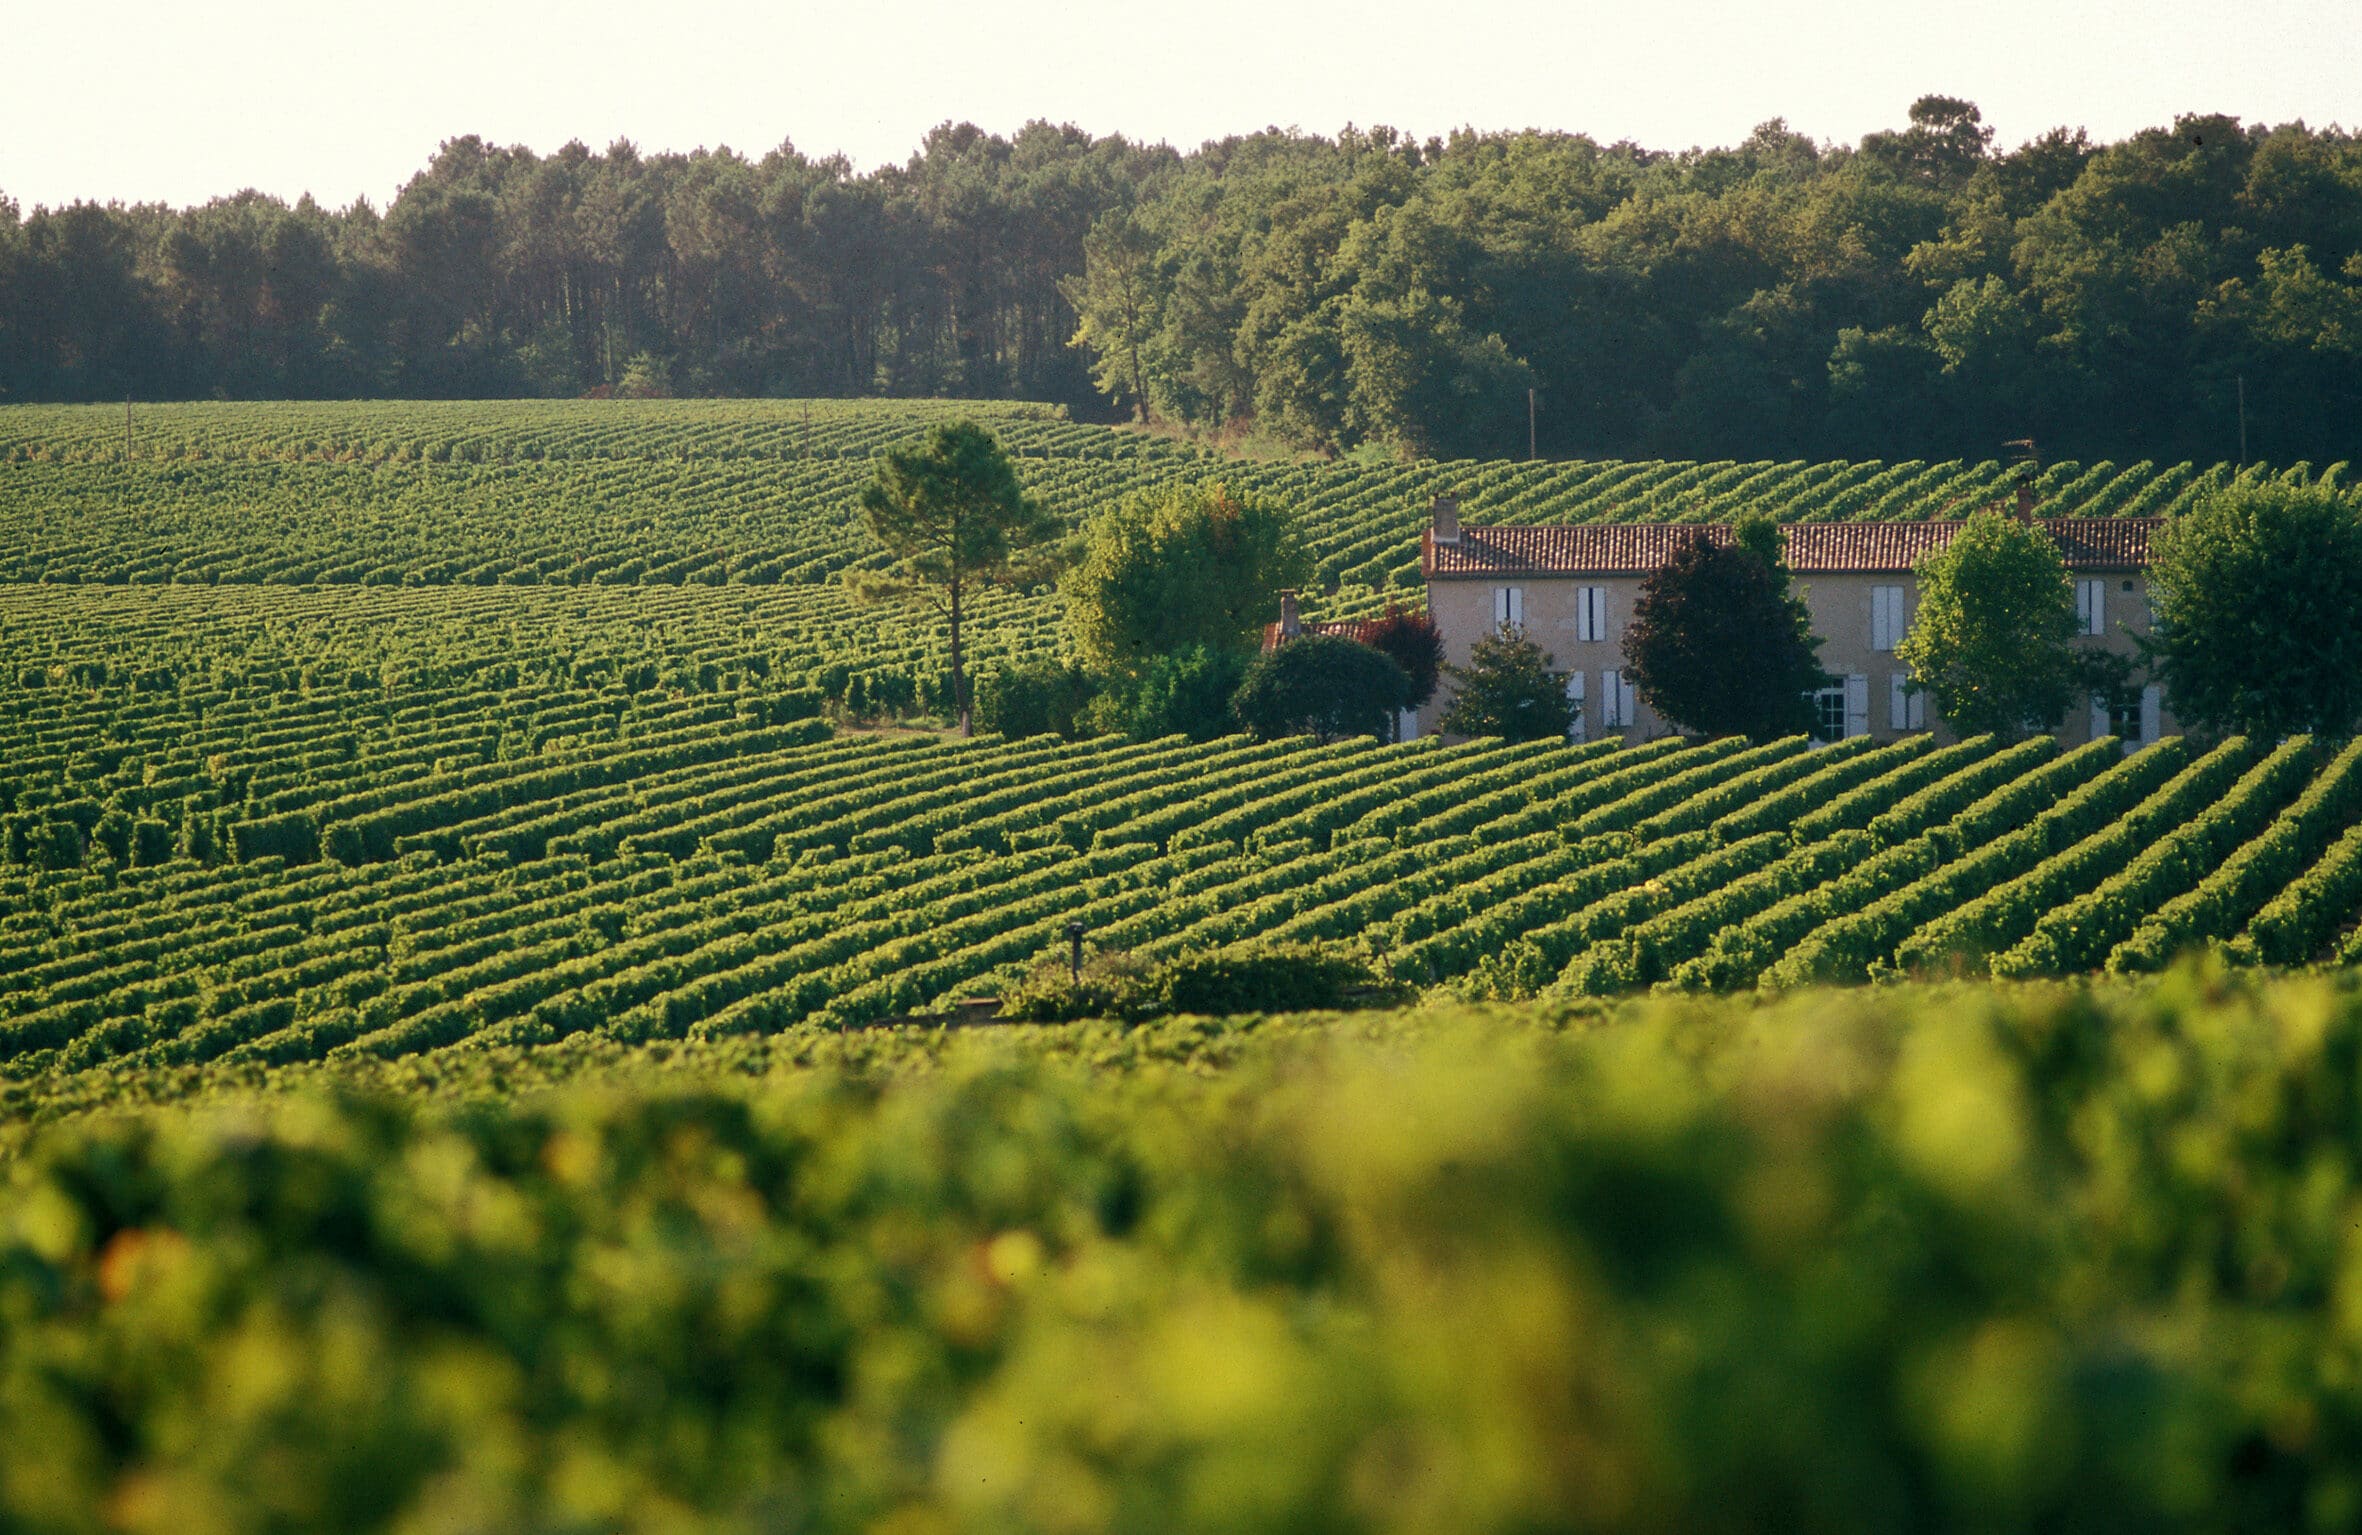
2237 375 2248 468
1527 387 1537 461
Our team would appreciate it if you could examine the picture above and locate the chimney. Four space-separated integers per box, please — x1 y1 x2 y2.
1278 589 1301 640
1432 495 1462 546
2014 479 2035 522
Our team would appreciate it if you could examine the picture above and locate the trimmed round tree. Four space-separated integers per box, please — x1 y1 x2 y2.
1894 510 2082 740
1623 528 1825 739
1232 634 1410 743
2144 485 2362 738
1439 626 1578 742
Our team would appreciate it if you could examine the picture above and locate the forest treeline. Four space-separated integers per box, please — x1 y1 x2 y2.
4 100 2361 464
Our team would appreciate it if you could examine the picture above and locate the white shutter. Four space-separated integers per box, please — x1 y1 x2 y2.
1576 587 1603 642
2140 684 2162 745
1620 672 1639 732
2077 579 2106 636
1511 586 1525 627
1564 671 1586 741
1601 669 1627 729
1843 674 1870 738
1493 587 1510 628
1889 672 1910 731
1909 689 1926 731
1397 707 1420 743
2090 694 2110 740
1871 586 1905 652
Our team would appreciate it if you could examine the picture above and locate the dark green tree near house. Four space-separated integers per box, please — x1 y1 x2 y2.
1232 634 1410 743
1623 525 1825 739
2144 485 2362 738
849 421 1060 736
1439 626 1577 742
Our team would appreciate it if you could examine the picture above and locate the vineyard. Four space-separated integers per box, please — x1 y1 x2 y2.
8 970 2362 1530
2 402 2350 617
6 705 2362 1084
1 399 2360 1087
5 398 2362 1528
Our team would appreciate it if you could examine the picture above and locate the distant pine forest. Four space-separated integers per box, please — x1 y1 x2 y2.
4 99 2360 466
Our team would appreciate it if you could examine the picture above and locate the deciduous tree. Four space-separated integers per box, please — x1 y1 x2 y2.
2144 485 2362 737
1439 626 1577 741
1895 511 2087 740
1623 525 1825 738
1232 635 1409 743
1063 482 1310 674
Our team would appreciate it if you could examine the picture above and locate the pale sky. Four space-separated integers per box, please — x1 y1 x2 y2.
3 0 2356 211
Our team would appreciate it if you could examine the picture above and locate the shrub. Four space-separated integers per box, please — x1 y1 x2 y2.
1232 635 1410 742
998 940 1402 1022
977 660 1100 739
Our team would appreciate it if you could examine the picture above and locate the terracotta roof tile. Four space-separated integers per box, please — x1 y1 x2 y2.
1423 518 2160 578
1422 523 1731 577
1260 617 1381 652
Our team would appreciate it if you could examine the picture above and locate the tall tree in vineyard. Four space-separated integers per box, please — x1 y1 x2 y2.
851 421 1060 736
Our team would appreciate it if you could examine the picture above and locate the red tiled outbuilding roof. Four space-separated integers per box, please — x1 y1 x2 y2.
1422 517 2160 578
1260 617 1381 652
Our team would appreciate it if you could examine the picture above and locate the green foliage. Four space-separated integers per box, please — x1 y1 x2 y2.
1895 511 2087 740
14 112 2362 467
997 940 1397 1022
976 659 1099 740
851 420 1062 733
1232 635 1409 743
1063 481 1311 674
12 969 2362 1527
1439 625 1577 741
1088 643 1246 742
1622 530 1825 738
2145 484 2362 738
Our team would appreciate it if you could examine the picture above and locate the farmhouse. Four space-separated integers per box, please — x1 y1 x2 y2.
1416 495 2170 746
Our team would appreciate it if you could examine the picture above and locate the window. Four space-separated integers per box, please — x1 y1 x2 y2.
1816 675 1870 741
2090 687 2161 746
1888 672 1926 731
1599 668 1638 729
1492 585 1525 631
2076 579 2107 636
1812 686 1849 743
1575 586 1608 642
1870 585 1907 652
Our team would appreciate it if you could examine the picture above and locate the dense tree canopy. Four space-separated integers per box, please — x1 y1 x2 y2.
1623 531 1825 739
1062 481 1310 674
7 104 2362 466
1895 511 2090 740
2144 485 2362 738
1232 634 1410 743
1439 627 1578 742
